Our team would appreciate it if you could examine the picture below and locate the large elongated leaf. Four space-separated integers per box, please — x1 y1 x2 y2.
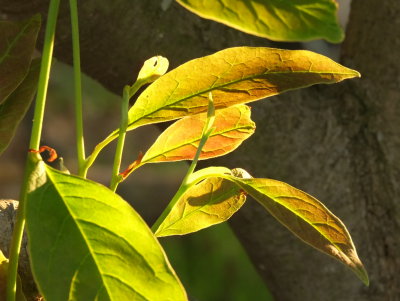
0 15 40 104
26 160 187 301
232 175 369 285
154 177 246 237
0 59 40 156
127 47 359 129
141 105 255 164
176 0 343 43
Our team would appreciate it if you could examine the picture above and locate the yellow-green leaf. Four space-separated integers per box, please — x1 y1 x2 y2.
26 160 187 301
128 47 359 129
154 177 246 237
176 0 343 43
0 15 40 104
232 175 369 285
0 59 40 156
141 104 255 164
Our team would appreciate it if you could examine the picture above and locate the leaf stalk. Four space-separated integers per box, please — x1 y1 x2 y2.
69 0 86 177
6 0 60 300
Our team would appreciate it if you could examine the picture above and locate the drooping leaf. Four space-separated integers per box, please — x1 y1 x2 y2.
0 15 41 104
0 250 27 301
176 0 343 43
154 177 246 237
26 160 187 301
127 47 359 129
230 174 369 285
141 104 255 164
0 59 40 156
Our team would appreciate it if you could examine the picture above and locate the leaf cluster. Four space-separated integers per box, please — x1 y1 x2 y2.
0 1 369 300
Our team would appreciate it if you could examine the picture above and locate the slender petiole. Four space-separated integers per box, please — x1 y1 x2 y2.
6 0 61 300
110 86 130 191
152 93 215 232
69 0 86 177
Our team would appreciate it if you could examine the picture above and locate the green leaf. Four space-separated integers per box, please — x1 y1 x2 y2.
0 59 40 156
231 174 369 285
154 177 246 237
141 104 255 164
0 250 27 301
0 15 41 104
176 0 343 43
26 161 187 301
127 47 359 129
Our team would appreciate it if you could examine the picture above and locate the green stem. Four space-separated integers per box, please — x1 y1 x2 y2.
110 86 130 191
152 93 215 232
6 1 60 300
69 0 86 176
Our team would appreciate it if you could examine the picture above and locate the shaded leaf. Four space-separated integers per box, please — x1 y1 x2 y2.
0 15 40 104
26 161 187 301
232 174 369 285
128 47 359 129
0 250 27 301
176 0 343 43
141 104 255 164
0 59 40 156
154 177 246 237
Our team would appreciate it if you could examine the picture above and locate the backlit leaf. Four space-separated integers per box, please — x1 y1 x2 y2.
0 59 40 156
0 15 40 104
141 104 255 164
128 47 359 129
26 160 187 301
176 0 343 43
154 177 246 237
231 174 369 285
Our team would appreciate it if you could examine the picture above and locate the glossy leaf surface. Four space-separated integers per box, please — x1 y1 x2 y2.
26 161 187 301
0 15 40 104
0 59 40 156
176 0 343 43
127 47 359 129
142 105 255 164
233 176 369 285
154 177 246 237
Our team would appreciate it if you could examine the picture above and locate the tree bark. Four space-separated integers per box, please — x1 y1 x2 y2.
1 1 399 300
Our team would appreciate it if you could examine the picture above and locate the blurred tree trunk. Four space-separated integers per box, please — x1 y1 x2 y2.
1 0 399 300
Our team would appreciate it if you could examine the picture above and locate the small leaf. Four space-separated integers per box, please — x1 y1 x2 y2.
26 161 187 301
154 177 246 237
141 104 255 164
0 59 40 156
128 47 359 129
232 175 369 285
176 0 344 43
0 250 27 301
136 56 169 84
0 15 41 104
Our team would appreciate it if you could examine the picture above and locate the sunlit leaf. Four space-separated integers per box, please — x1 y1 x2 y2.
154 177 246 237
0 250 27 301
26 160 187 301
141 105 255 164
0 59 40 156
0 15 40 104
128 47 359 129
176 0 343 43
231 174 369 285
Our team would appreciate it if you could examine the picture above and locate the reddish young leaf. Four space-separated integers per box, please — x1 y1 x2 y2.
141 104 255 164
